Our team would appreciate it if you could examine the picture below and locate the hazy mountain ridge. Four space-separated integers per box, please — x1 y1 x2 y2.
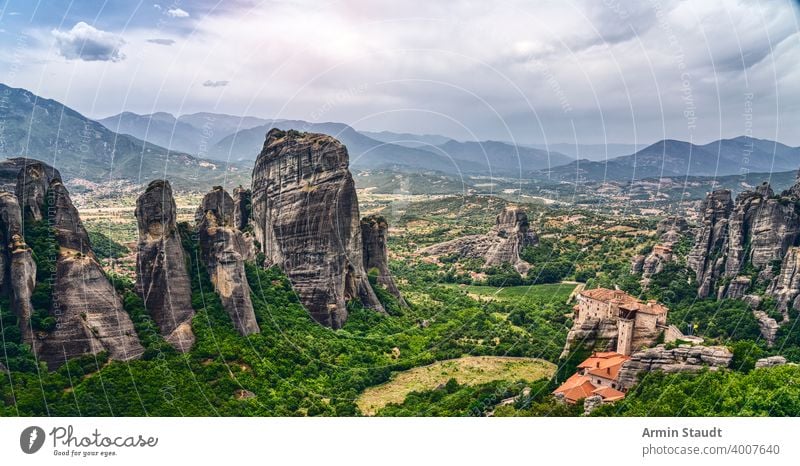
0 84 248 189
546 137 800 182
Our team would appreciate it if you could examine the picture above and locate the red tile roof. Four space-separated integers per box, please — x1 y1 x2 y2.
592 386 626 402
554 352 630 404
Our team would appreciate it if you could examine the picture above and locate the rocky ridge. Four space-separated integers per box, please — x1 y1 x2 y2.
688 176 800 300
419 206 538 275
617 344 732 389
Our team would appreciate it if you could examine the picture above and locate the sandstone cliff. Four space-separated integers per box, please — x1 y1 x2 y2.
617 344 732 389
360 215 406 305
196 186 260 335
251 128 384 328
135 180 195 352
419 206 538 275
35 180 144 368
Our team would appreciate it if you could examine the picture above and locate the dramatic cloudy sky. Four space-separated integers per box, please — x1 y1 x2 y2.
0 0 798 146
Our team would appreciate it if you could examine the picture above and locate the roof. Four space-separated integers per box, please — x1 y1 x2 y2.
577 352 630 376
553 373 597 404
579 287 668 315
592 386 626 402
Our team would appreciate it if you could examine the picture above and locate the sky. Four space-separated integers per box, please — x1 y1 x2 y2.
0 0 798 146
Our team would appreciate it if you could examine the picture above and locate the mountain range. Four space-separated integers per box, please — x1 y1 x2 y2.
0 84 248 190
3 83 798 188
546 137 800 182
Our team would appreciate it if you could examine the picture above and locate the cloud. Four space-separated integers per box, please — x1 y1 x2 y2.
52 22 125 62
202 80 229 87
147 38 175 46
166 8 190 18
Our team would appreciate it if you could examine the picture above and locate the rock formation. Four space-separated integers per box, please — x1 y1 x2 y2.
0 191 36 346
419 205 538 275
196 186 260 335
135 180 195 352
15 162 60 221
617 344 732 389
755 355 788 368
35 179 144 368
688 178 800 298
767 247 800 316
721 276 751 299
687 189 734 298
361 215 406 305
233 186 251 231
251 128 384 328
753 311 779 346
631 215 689 286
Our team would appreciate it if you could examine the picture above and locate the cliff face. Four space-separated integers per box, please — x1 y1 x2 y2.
196 186 260 335
687 190 733 298
688 178 800 299
0 191 36 346
767 247 800 317
36 180 144 368
251 129 384 328
15 162 61 221
725 185 800 278
419 206 538 275
233 186 251 231
0 160 140 370
135 180 195 352
360 215 405 305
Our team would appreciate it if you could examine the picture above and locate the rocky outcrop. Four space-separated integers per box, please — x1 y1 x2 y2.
657 216 689 239
361 215 406 305
15 162 60 221
35 180 144 369
251 129 384 328
632 217 687 286
687 190 734 298
135 180 195 352
561 318 620 358
753 310 780 346
618 344 732 389
722 276 751 299
725 185 800 278
196 186 260 336
419 206 538 275
755 356 787 368
688 180 800 298
767 247 800 315
233 186 251 231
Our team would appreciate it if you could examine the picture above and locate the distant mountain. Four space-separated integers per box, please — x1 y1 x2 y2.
209 120 486 174
97 111 269 155
528 143 639 161
432 140 572 175
359 130 453 149
545 137 800 182
0 84 247 189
